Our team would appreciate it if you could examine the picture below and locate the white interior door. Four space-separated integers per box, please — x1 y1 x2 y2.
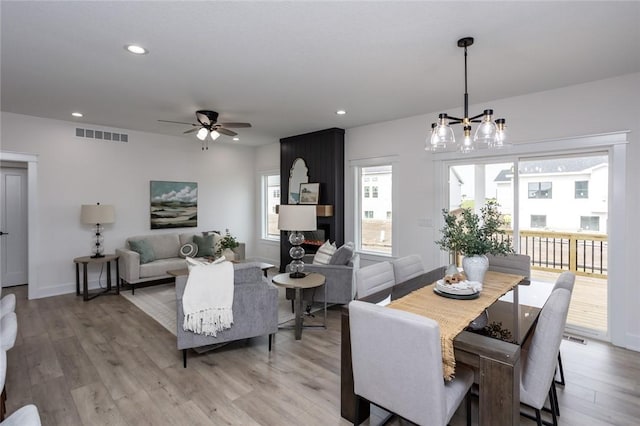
1 167 28 287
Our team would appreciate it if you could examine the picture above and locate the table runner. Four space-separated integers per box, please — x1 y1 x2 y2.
387 270 523 380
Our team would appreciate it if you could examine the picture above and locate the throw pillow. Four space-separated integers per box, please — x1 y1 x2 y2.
179 242 198 258
129 239 155 264
193 234 214 257
313 240 336 265
329 242 354 265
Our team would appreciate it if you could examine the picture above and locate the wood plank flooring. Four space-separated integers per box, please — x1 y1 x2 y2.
3 284 639 425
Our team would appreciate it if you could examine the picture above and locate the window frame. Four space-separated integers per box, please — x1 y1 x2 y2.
528 181 553 199
575 180 589 199
260 171 281 242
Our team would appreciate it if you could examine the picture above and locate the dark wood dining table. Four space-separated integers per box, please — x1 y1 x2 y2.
340 270 549 426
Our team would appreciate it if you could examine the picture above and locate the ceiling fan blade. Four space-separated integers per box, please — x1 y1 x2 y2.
217 127 237 137
183 127 199 134
196 111 213 126
158 119 197 126
219 122 251 128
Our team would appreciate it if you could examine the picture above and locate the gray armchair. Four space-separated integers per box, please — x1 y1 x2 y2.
286 253 359 307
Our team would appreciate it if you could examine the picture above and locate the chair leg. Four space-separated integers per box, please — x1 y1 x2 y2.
535 409 543 426
555 352 566 386
354 395 362 426
291 299 294 313
268 334 273 351
548 387 558 426
466 391 472 426
183 349 187 368
552 381 560 416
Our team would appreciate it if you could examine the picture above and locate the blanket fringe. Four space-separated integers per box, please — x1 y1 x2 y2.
183 307 233 337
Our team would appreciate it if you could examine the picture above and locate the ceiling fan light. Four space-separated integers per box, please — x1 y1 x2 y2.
210 130 221 140
196 127 208 140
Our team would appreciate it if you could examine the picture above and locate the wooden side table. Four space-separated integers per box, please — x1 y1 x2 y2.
73 254 120 301
272 272 326 340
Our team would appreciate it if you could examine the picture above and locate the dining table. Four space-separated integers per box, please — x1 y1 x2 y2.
340 270 552 426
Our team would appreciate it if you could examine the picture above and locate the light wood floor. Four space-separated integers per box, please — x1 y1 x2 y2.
3 284 639 425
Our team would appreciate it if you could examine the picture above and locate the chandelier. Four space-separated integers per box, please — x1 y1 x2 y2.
428 37 507 153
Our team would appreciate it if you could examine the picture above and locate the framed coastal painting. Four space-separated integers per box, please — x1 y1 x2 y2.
150 180 198 229
299 182 320 204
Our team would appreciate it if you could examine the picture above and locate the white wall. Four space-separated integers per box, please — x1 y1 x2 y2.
1 112 258 298
345 73 640 350
253 142 281 265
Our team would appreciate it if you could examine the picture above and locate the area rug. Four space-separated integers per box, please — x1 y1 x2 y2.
120 283 313 336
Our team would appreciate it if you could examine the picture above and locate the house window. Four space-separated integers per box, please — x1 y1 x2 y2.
262 173 280 240
356 163 393 255
580 216 600 231
530 215 547 228
575 181 588 199
528 182 552 199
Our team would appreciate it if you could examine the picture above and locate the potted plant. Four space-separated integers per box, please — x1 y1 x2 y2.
435 200 514 282
218 229 239 261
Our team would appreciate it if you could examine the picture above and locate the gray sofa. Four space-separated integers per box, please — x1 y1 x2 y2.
175 262 278 367
116 232 245 293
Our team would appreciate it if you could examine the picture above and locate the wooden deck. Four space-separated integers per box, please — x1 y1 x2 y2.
531 269 607 333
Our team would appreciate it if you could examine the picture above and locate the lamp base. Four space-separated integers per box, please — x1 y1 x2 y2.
289 271 307 279
90 253 105 259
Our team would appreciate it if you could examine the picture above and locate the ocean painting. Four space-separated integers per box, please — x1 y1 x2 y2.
150 181 198 229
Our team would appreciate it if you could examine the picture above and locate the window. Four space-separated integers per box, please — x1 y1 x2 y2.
580 216 600 231
356 163 393 255
528 182 552 199
262 173 280 240
530 215 547 228
575 181 588 198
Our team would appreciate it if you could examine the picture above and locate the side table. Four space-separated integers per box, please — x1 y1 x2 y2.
73 254 120 301
272 272 326 340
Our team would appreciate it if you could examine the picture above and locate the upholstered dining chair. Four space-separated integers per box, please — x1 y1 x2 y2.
486 253 531 282
0 350 41 425
355 261 395 300
391 254 425 284
520 288 572 426
551 271 576 387
0 314 16 352
349 300 474 426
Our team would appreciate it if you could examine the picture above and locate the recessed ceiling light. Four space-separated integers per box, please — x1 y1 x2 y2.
233 137 240 141
336 109 347 115
125 44 148 55
71 112 83 117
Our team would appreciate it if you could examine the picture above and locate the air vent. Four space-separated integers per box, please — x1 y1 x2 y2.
75 128 128 142
563 334 587 344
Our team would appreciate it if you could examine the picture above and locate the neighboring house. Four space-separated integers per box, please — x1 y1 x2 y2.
494 157 608 233
361 166 392 221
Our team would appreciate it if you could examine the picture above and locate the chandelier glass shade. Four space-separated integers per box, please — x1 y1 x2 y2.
427 37 507 153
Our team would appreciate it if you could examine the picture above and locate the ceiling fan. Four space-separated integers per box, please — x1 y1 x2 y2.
159 110 251 150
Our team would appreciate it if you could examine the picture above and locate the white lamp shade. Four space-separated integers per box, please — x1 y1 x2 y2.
210 130 221 140
81 204 115 224
196 127 208 140
277 205 316 231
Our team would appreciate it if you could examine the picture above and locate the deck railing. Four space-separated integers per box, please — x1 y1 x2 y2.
517 230 607 278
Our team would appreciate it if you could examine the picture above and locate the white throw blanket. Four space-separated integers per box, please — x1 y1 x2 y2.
182 257 234 336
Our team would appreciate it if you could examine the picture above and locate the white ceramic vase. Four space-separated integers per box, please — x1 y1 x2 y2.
222 248 236 261
462 254 489 283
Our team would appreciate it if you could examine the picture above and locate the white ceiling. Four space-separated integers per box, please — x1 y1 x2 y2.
2 1 639 147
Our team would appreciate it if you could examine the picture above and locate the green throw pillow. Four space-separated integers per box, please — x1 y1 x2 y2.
193 234 214 257
129 239 156 264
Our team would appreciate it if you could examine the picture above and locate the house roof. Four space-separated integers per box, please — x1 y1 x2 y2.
1 2 639 146
494 157 608 182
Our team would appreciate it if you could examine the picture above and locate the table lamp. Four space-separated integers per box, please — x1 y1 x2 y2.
81 203 115 258
278 204 316 278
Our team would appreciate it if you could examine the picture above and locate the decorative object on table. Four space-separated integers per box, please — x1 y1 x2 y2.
427 36 508 153
288 157 309 204
299 182 320 204
80 203 115 258
150 181 197 229
277 204 317 278
435 200 514 283
218 229 239 261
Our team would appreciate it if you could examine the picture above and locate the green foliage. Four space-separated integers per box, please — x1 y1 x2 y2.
219 229 239 251
435 200 515 257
